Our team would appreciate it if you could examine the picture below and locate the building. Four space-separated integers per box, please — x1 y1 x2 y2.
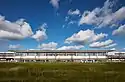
107 51 125 62
0 50 115 62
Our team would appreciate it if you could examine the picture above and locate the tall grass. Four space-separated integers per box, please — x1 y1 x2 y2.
0 62 125 82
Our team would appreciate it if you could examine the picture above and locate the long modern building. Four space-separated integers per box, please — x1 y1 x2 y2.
0 50 117 62
107 51 125 61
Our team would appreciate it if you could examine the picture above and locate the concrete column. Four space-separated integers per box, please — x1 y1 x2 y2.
55 53 56 61
35 53 37 62
65 53 67 62
13 52 15 61
20 53 22 62
96 53 98 61
71 53 73 62
45 53 47 62
76 52 77 56
24 60 25 63
89 53 90 60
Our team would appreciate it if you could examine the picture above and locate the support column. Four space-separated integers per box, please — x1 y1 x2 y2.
71 53 74 62
89 53 90 60
65 53 67 62
45 53 47 62
34 53 37 62
76 52 77 56
55 53 56 62
24 60 25 63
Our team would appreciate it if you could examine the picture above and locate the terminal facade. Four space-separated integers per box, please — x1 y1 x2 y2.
0 50 125 62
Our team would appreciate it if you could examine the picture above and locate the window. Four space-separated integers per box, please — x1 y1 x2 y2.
38 53 46 56
27 53 36 56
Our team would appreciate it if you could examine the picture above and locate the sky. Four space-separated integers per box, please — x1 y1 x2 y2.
0 0 125 51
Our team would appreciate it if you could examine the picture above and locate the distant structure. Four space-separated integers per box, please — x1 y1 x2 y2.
0 50 125 62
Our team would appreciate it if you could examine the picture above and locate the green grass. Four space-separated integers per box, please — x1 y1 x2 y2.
0 62 125 82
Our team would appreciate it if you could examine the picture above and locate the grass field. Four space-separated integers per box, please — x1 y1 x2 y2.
0 62 125 82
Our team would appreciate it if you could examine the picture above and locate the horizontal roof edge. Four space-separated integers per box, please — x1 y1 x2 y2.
8 50 114 53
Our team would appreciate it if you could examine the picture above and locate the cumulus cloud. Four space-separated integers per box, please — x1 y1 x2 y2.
110 48 116 50
104 43 117 48
38 42 58 50
112 24 125 35
64 9 81 27
57 45 84 50
68 9 81 16
32 23 47 41
89 39 116 48
38 42 84 50
65 29 107 45
79 0 125 28
9 44 22 49
0 15 33 40
50 0 60 9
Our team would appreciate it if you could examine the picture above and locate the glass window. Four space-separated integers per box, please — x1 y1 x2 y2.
22 53 28 56
28 53 37 56
97 53 104 56
38 53 46 56
6 54 14 57
46 53 56 56
15 53 24 56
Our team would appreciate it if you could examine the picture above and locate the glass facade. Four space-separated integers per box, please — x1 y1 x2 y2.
15 53 23 56
37 53 46 56
0 50 111 62
115 53 125 56
12 52 107 57
27 53 37 56
77 52 106 56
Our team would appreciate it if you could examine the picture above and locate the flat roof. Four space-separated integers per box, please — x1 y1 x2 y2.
9 50 114 53
0 52 15 54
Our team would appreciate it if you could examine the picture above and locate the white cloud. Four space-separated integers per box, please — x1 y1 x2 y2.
79 8 101 26
0 15 47 42
32 30 47 42
65 9 81 27
0 30 25 40
65 16 69 22
104 43 117 48
9 44 22 49
65 29 107 45
112 24 125 35
38 42 84 50
0 15 5 21
38 42 58 50
68 9 81 16
79 0 125 28
32 23 47 41
40 23 48 29
89 39 114 48
0 15 33 40
57 45 84 50
110 48 116 50
68 21 77 25
50 0 60 9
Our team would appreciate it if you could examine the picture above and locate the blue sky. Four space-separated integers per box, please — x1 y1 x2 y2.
0 0 125 51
